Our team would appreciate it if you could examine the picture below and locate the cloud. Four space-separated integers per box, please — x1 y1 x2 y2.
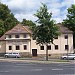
1 0 75 23
15 13 38 22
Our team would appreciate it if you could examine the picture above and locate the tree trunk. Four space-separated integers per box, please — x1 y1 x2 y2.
46 45 48 61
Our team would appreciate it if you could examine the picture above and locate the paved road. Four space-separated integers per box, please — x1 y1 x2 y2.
0 61 75 75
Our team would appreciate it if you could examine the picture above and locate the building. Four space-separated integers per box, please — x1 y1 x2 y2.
0 24 73 57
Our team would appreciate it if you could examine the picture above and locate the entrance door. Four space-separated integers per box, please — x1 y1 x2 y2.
32 49 37 56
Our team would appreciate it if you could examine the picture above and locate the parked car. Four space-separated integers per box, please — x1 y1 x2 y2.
61 53 75 60
4 52 21 58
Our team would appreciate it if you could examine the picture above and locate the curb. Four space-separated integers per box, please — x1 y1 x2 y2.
0 58 71 64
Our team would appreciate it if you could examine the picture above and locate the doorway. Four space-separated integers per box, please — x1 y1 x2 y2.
32 49 37 56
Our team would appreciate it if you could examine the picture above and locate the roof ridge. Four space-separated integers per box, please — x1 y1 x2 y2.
22 26 31 33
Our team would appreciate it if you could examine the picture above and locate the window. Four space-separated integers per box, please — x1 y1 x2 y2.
15 35 19 38
55 45 58 50
47 45 51 50
16 45 20 50
40 46 44 50
8 35 11 38
24 45 27 50
65 45 69 50
65 35 68 39
23 34 27 38
9 46 12 50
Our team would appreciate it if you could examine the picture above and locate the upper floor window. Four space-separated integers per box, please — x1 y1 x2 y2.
15 35 19 38
8 35 11 38
40 46 44 50
47 45 51 50
23 34 27 38
55 45 58 50
65 35 68 39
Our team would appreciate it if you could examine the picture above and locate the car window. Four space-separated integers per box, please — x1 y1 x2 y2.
6 53 9 54
13 53 18 54
13 53 16 54
9 53 12 54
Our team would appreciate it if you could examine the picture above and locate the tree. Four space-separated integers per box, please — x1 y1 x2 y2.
0 3 19 36
21 19 36 30
0 20 4 37
33 3 59 61
0 3 10 21
62 4 75 49
4 13 18 32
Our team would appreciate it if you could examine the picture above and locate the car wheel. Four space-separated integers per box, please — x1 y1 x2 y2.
15 56 18 58
5 55 8 58
73 58 75 60
63 57 66 60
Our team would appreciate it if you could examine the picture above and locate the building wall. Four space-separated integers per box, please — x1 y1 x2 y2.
0 41 6 56
31 33 73 55
4 33 73 57
5 34 31 54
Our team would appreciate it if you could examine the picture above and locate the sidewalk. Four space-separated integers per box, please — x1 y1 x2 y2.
0 57 72 64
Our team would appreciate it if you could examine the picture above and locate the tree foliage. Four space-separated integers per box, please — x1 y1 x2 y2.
33 3 59 45
21 19 36 31
21 19 36 30
33 3 59 60
0 3 19 36
0 20 4 37
62 4 75 48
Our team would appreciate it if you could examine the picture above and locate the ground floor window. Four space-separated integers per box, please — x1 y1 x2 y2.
24 45 27 50
47 45 51 50
9 46 12 50
65 45 69 50
16 45 20 50
40 46 44 50
55 45 58 50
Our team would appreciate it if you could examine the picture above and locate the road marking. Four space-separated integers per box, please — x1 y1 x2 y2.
52 68 63 71
16 63 36 66
0 71 9 73
31 69 42 71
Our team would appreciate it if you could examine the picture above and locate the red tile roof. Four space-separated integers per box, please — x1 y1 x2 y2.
0 23 73 41
58 24 73 34
0 34 6 41
5 24 32 34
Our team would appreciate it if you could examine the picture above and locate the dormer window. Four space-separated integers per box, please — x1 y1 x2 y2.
15 35 19 38
8 35 11 38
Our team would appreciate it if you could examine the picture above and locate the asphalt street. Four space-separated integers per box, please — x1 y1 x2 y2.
0 61 75 75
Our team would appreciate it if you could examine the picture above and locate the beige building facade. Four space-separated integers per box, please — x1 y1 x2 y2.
0 24 74 57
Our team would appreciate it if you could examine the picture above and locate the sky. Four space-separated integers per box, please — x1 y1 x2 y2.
1 0 75 23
